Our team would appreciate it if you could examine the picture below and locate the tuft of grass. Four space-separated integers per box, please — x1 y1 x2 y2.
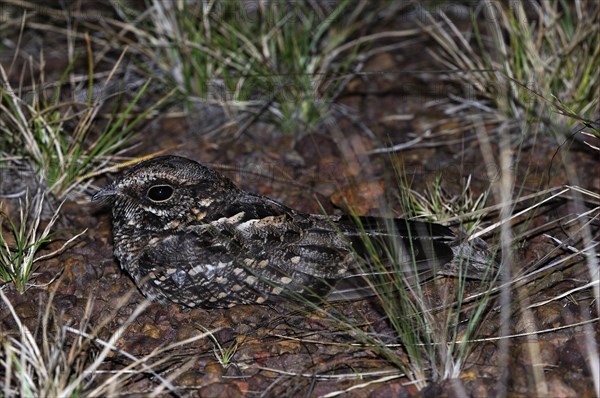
380 170 497 385
0 41 169 289
1 290 148 397
345 192 498 387
0 289 217 397
422 0 599 141
272 171 499 389
203 327 241 370
0 190 84 292
110 0 376 135
0 48 171 199
417 4 599 392
398 173 490 235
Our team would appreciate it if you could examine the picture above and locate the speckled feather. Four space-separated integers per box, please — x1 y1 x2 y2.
93 156 490 308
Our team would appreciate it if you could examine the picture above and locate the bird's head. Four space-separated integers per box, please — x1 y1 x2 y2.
93 156 238 230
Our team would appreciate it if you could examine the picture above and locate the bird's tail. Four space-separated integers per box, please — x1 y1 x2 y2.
327 216 497 301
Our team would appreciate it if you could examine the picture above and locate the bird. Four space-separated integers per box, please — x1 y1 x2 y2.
92 155 495 308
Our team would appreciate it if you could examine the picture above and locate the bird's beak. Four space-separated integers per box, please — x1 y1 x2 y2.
92 184 118 201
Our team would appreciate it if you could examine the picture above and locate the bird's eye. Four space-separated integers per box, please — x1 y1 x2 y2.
147 185 174 202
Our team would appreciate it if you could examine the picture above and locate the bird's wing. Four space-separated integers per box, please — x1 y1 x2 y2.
206 195 461 302
203 194 355 298
135 230 266 306
135 194 354 306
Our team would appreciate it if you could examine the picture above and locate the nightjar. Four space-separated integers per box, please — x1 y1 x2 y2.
93 155 494 308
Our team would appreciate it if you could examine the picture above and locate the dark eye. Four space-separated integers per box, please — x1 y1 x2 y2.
147 185 174 202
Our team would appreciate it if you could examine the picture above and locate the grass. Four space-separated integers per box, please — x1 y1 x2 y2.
423 0 599 141
391 173 497 384
0 288 217 397
203 327 241 370
0 51 170 199
296 1 598 393
0 190 85 292
398 173 490 235
106 0 382 135
334 184 498 388
0 6 170 290
404 1 600 395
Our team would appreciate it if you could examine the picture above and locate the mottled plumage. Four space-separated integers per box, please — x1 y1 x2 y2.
93 156 493 308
